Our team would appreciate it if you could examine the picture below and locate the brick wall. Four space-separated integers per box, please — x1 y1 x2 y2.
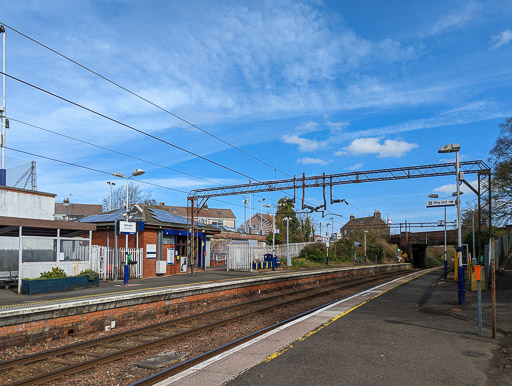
0 264 411 347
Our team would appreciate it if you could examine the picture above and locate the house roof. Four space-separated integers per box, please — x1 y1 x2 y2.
161 205 236 219
341 216 388 229
79 205 220 233
0 185 56 198
241 212 273 226
0 216 96 237
55 203 103 217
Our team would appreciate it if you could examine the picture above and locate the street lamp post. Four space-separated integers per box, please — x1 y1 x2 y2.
112 169 145 280
242 196 248 233
364 230 368 263
0 25 7 186
428 193 448 279
283 217 291 267
259 198 266 235
438 143 464 305
107 181 116 211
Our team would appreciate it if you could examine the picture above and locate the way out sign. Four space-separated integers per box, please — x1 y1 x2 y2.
426 199 456 208
119 221 137 234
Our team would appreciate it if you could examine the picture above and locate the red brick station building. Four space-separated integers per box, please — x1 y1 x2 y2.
80 204 220 278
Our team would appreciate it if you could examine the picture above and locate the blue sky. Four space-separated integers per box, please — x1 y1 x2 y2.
2 0 511 233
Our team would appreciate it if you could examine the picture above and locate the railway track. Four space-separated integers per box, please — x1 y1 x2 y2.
0 270 408 385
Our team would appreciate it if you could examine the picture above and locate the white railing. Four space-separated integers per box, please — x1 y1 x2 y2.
91 246 143 280
61 246 89 261
226 242 267 271
273 242 316 258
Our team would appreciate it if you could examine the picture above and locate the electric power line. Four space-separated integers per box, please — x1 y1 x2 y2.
0 23 365 216
4 146 255 210
1 71 257 181
0 22 292 179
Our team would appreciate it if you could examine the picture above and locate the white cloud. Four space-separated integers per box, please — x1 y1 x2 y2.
298 157 332 165
429 2 476 35
342 137 418 158
295 121 320 135
434 179 478 195
326 120 349 133
345 163 363 170
282 135 327 152
492 29 512 49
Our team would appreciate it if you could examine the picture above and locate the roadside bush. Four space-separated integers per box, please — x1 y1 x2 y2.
299 242 326 262
79 269 99 281
39 267 67 279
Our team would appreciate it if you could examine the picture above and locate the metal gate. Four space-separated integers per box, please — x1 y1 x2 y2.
91 246 143 279
226 241 266 271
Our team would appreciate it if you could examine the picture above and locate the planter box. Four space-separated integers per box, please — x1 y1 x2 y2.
21 276 99 295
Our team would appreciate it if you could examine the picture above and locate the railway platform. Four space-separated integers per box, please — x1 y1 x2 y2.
0 263 411 347
156 261 512 386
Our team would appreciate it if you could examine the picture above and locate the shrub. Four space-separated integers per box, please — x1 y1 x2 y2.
79 269 99 281
299 242 326 262
40 267 67 279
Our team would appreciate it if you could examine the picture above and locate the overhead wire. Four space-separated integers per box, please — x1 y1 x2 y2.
0 22 292 179
1 22 365 217
4 146 255 210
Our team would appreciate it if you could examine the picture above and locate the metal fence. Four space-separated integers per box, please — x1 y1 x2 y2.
484 230 512 270
226 241 267 271
90 246 143 280
273 242 316 258
226 241 318 271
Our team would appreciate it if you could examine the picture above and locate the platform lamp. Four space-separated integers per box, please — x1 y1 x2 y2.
0 25 6 186
428 193 448 279
283 217 291 266
438 143 464 305
112 169 145 280
259 198 266 235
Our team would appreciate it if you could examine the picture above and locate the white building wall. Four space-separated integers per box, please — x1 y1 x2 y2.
0 188 55 219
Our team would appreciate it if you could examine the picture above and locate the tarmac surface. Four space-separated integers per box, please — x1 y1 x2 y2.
226 261 512 386
155 259 512 386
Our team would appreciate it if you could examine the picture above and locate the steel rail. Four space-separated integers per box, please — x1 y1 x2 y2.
131 269 408 385
2 269 408 385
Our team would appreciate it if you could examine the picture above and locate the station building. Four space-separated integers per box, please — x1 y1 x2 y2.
79 204 221 278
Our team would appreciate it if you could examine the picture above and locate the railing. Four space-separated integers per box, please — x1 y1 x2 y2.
91 246 143 280
273 242 316 258
226 242 267 271
484 230 512 271
61 246 89 261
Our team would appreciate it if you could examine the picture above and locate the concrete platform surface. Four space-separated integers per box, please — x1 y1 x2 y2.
154 262 512 386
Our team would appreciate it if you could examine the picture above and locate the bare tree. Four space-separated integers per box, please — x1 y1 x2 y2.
489 118 512 226
102 183 157 211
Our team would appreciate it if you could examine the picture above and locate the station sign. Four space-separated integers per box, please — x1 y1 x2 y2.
426 199 456 208
119 221 137 234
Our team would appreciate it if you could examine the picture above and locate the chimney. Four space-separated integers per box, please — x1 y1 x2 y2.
350 214 355 221
374 210 381 220
159 202 165 206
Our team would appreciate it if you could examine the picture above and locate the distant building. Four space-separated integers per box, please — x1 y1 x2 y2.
340 210 390 239
154 204 236 229
240 213 273 235
54 199 102 221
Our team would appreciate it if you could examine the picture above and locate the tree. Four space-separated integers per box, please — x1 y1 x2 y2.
489 118 512 226
265 197 314 245
102 182 157 211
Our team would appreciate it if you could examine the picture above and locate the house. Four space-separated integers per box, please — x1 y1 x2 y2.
239 212 273 235
153 203 236 228
79 204 220 278
54 198 102 221
340 210 390 240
